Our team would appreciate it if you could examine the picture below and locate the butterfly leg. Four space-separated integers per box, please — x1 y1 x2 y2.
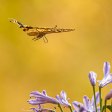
54 25 57 29
32 35 44 41
32 38 36 41
43 36 48 43
32 37 40 41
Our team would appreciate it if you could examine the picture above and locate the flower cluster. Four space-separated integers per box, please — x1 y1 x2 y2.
27 62 112 112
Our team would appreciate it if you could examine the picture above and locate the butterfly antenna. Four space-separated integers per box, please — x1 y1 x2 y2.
43 36 48 43
9 18 26 28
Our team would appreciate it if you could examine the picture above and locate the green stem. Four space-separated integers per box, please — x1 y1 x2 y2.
92 86 97 112
111 100 112 112
58 103 63 112
104 100 107 112
69 106 73 112
99 87 102 112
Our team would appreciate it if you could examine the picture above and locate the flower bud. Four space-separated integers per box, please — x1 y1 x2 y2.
88 71 97 86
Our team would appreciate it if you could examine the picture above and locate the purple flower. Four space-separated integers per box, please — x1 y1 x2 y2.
99 62 112 88
28 90 59 105
56 90 71 107
105 90 112 101
31 107 55 112
73 92 100 112
89 71 97 86
72 101 86 112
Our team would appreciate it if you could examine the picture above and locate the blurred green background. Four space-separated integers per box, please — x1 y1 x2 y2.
0 0 112 112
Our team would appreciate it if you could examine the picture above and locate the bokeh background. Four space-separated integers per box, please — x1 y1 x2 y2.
0 0 112 112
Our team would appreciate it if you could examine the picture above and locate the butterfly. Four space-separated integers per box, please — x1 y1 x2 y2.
9 18 75 42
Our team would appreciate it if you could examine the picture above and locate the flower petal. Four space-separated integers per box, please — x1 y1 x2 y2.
83 96 90 110
72 101 85 111
95 92 99 105
99 74 112 88
31 108 39 112
60 90 67 100
28 99 46 105
97 107 100 112
56 95 62 102
31 108 55 112
42 90 47 96
91 92 99 106
29 90 59 105
103 62 110 77
56 91 71 107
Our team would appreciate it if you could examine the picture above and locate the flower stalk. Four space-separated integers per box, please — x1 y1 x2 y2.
111 100 112 112
58 103 63 112
69 106 73 112
104 99 107 112
92 86 97 112
99 87 102 112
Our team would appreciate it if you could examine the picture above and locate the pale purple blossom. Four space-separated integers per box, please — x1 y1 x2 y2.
99 62 112 88
56 90 71 107
72 92 100 112
31 107 55 112
105 90 112 101
28 90 59 105
89 71 97 86
72 101 86 112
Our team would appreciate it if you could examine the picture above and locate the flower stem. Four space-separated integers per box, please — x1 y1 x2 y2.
58 103 63 112
111 100 112 112
92 86 97 112
99 87 102 112
69 106 73 112
104 100 107 112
